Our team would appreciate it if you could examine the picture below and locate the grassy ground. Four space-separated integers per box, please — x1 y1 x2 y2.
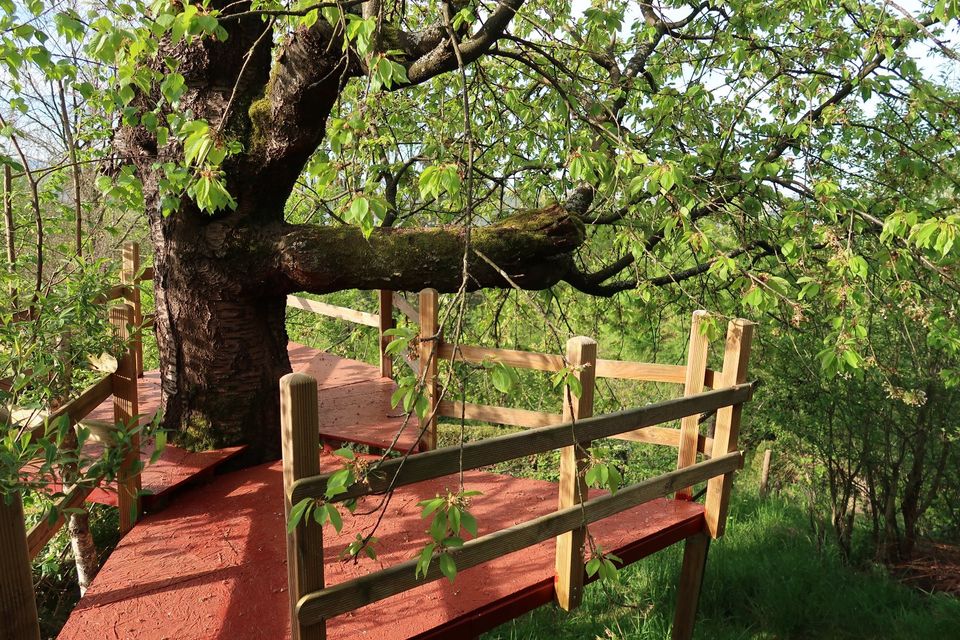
481 488 960 640
439 422 960 638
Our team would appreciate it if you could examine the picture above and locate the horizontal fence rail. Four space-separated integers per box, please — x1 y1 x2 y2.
286 295 380 328
595 359 716 387
291 383 753 505
283 308 756 640
25 374 113 443
437 400 562 429
438 342 565 372
295 451 743 625
26 484 96 560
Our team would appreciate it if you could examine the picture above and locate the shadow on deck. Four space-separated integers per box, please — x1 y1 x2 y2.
79 343 421 511
58 344 705 639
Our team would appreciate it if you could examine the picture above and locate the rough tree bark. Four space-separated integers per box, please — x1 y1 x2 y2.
117 2 591 462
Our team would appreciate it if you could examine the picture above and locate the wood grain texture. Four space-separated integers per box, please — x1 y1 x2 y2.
419 289 439 450
110 304 141 535
281 373 326 640
705 319 755 538
378 290 394 379
0 494 40 640
676 311 711 499
438 342 564 371
286 295 380 328
555 336 596 611
437 400 562 428
291 383 754 505
121 243 143 377
613 426 713 454
391 292 419 323
296 452 742 625
671 532 710 640
27 374 113 442
93 284 133 304
594 360 716 387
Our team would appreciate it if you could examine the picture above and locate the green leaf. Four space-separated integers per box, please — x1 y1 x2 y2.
287 498 313 533
460 512 478 538
149 430 167 465
415 543 436 579
439 553 457 583
490 362 517 394
566 373 583 398
333 447 355 460
326 504 343 533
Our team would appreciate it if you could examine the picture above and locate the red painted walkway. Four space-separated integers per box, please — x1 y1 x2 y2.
58 455 703 639
80 343 420 509
58 344 705 639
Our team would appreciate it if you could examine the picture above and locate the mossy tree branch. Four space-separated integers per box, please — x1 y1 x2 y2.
272 204 585 293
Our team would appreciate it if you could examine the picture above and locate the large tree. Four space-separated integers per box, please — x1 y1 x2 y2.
3 1 959 462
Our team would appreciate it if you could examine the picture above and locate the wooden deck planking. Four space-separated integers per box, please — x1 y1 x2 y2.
289 343 419 452
76 343 416 509
81 370 244 509
57 455 704 640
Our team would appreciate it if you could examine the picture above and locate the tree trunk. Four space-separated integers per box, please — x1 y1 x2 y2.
119 4 588 464
67 513 98 593
150 209 292 462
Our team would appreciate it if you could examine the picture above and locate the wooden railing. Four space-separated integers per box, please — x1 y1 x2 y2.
414 288 727 461
1 296 143 640
286 291 398 379
280 311 754 639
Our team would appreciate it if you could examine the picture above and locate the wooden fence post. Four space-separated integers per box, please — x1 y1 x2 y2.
418 289 439 450
378 290 394 379
554 336 596 611
704 319 755 538
110 303 141 535
121 243 143 378
0 493 40 640
281 373 325 640
676 310 710 500
759 448 773 498
671 532 710 640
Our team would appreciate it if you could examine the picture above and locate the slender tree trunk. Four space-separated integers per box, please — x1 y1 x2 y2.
57 80 83 257
2 165 13 267
67 512 99 593
54 335 100 593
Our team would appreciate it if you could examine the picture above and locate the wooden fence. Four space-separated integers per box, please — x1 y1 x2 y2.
281 296 756 640
0 244 146 640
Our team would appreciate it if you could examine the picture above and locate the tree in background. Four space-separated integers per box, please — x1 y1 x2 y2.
2 0 959 491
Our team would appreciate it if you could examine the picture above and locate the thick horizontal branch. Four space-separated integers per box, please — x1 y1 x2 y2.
566 241 775 297
273 204 584 294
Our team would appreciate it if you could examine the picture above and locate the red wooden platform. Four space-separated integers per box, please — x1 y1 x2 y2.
287 343 421 453
78 344 419 509
57 344 706 639
57 454 704 640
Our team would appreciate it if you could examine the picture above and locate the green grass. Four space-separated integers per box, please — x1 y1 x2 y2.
482 489 960 640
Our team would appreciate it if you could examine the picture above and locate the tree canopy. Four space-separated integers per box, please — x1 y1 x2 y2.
2 0 958 372
2 0 960 560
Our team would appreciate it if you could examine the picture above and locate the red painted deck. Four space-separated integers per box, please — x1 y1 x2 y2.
58 455 704 640
58 344 705 639
79 344 418 509
287 344 421 453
